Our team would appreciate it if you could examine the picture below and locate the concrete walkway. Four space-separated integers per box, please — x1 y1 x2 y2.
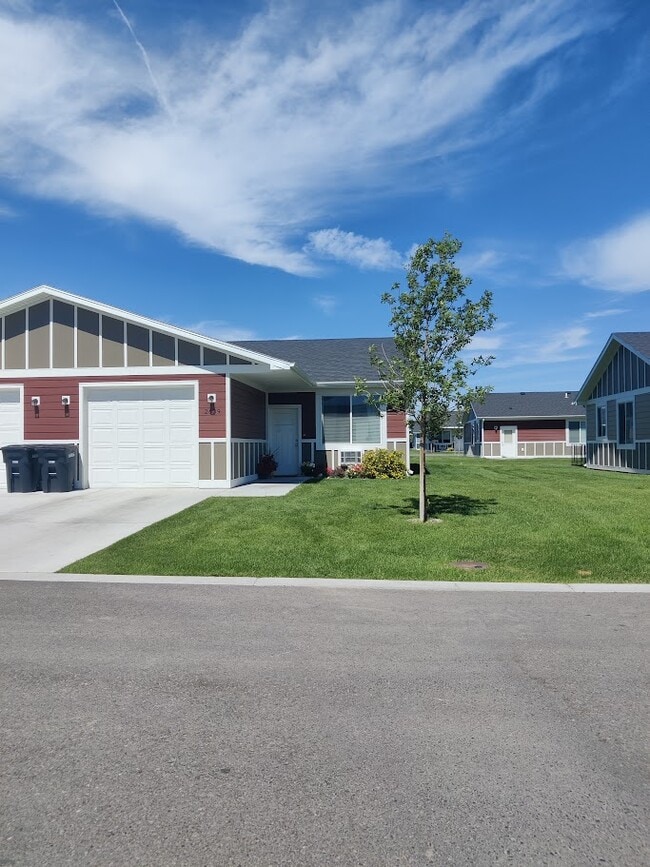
0 480 303 573
2 573 648 592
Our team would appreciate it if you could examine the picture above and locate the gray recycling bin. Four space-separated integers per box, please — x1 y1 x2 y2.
1 445 39 493
33 444 79 493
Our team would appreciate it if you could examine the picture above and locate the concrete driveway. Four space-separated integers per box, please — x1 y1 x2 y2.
0 488 219 572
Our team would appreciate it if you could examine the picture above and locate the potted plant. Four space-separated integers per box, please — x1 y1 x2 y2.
256 452 278 479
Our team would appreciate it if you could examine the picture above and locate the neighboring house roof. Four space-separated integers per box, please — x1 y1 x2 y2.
576 331 650 404
470 391 585 419
234 337 396 385
411 412 461 435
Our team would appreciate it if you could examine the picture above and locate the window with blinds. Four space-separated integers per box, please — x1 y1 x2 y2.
322 395 381 444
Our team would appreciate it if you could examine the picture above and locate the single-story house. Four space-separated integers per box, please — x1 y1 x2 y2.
576 332 650 474
410 413 464 452
0 286 408 489
464 392 586 458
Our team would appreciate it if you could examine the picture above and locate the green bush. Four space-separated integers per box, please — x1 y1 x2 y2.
361 448 407 479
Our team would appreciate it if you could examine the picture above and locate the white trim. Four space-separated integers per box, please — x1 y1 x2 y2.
0 365 223 379
79 379 199 489
225 374 232 483
0 383 25 441
565 418 586 445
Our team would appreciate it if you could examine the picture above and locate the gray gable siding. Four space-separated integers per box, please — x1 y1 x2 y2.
234 337 396 384
587 343 650 400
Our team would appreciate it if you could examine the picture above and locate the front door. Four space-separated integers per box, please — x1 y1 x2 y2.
268 406 300 475
500 425 518 459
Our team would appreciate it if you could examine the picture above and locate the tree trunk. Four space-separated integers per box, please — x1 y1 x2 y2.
419 442 427 522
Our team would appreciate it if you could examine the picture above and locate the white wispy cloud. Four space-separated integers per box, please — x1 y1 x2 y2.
561 212 650 293
492 325 591 368
312 294 338 315
458 248 505 275
307 229 402 270
0 0 608 274
584 308 629 319
185 320 257 342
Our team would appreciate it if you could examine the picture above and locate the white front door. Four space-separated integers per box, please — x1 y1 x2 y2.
0 389 23 490
500 425 518 459
268 406 300 475
86 385 198 487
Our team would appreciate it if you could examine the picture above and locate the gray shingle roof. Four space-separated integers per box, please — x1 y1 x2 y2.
614 332 650 361
233 337 396 383
471 391 585 419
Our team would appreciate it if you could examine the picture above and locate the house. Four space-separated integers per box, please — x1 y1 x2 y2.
464 392 586 458
410 413 464 452
0 286 408 490
576 332 650 474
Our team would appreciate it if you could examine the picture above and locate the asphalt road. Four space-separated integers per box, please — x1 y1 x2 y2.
1 581 648 866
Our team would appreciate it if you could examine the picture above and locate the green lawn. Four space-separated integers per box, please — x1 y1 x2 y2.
62 457 650 582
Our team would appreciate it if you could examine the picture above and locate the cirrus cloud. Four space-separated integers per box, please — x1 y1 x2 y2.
562 213 650 293
0 0 609 274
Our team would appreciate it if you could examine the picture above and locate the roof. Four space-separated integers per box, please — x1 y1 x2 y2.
234 337 396 384
613 332 650 362
576 331 650 403
471 391 585 419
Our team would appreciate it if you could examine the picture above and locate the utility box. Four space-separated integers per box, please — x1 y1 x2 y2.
1 445 39 493
33 444 79 493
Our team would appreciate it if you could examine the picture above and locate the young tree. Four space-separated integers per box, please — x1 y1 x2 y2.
357 234 496 523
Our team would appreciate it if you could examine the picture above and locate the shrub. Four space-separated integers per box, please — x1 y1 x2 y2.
327 465 347 478
346 463 364 478
361 448 407 479
301 461 317 477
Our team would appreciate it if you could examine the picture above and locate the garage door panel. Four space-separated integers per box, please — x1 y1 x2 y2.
87 386 197 488
0 388 24 490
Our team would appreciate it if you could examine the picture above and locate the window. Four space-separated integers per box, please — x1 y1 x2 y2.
340 450 362 465
568 420 586 444
596 405 607 438
322 395 381 444
617 401 634 446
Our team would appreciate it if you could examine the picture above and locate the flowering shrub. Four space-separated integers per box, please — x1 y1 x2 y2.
360 448 407 479
301 461 317 476
327 465 348 478
346 463 364 478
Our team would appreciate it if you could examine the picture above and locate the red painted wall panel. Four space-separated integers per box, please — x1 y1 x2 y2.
483 419 567 443
17 373 226 440
387 410 407 438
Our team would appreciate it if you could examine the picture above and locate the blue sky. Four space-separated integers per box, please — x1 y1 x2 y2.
1 0 649 391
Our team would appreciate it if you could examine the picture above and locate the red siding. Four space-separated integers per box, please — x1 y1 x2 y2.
230 380 266 439
483 419 566 443
268 392 316 439
19 373 226 440
387 410 407 438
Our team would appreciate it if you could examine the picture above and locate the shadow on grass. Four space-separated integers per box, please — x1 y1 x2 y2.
383 494 497 517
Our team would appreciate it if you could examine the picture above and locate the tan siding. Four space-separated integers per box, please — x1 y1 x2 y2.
199 443 212 480
102 316 125 367
635 392 650 440
126 323 150 367
231 380 266 439
152 331 175 366
214 443 227 479
77 308 99 367
52 301 74 368
28 301 50 369
5 310 26 369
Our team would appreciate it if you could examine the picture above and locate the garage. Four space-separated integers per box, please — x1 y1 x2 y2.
0 388 23 490
85 385 198 488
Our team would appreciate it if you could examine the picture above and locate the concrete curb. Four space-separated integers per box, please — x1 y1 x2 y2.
1 573 649 592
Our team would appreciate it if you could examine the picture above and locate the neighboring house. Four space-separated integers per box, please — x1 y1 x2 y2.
410 413 463 452
464 392 586 458
0 286 408 490
576 332 650 474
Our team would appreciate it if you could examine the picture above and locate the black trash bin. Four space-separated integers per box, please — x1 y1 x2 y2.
33 444 79 493
1 445 39 493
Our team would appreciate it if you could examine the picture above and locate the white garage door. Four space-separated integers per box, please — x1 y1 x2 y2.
87 386 197 488
0 388 23 490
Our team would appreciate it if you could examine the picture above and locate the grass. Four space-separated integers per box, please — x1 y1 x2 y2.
62 457 650 583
